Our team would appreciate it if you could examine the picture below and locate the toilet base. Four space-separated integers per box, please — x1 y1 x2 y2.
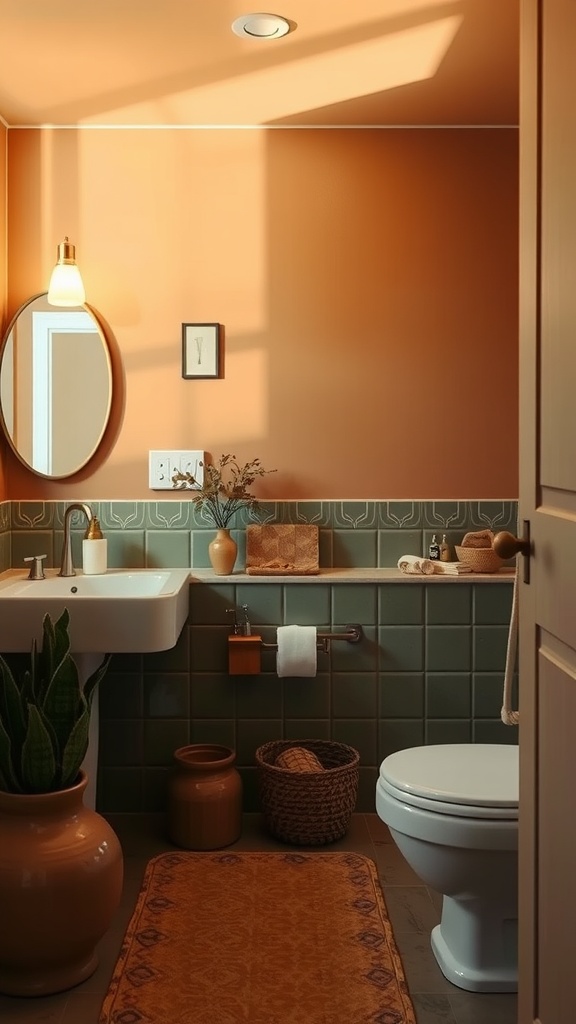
431 895 518 993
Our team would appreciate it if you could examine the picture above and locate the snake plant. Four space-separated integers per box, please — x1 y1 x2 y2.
0 608 112 794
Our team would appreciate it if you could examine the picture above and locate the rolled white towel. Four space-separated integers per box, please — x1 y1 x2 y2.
398 555 435 575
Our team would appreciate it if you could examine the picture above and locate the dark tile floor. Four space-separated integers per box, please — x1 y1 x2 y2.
0 813 518 1024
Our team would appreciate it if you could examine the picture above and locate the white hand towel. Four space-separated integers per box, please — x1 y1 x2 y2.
276 625 317 677
397 555 435 575
432 562 472 575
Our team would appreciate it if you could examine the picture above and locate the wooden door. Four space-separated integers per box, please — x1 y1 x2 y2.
518 1 576 1022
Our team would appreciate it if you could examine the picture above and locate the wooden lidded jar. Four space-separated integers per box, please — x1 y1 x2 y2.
167 744 242 850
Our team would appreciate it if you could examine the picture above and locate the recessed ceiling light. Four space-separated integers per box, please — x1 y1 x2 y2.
231 13 291 40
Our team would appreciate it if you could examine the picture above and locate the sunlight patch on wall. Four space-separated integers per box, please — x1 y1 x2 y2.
84 16 463 126
183 347 269 447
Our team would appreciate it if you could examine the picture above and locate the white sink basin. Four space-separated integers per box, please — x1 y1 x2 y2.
0 569 191 652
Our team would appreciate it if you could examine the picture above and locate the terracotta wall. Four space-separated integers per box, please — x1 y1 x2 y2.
0 121 7 500
5 126 518 500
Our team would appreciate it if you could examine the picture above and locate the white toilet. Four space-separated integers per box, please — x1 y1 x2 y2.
375 743 518 993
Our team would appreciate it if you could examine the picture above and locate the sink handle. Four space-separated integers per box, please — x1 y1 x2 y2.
24 554 47 580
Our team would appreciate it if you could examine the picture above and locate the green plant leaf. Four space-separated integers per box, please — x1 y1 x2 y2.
0 653 27 758
20 704 57 792
42 652 81 757
60 708 90 789
38 610 71 704
0 716 22 792
83 653 113 711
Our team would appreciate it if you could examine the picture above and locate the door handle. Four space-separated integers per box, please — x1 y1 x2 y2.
493 522 532 583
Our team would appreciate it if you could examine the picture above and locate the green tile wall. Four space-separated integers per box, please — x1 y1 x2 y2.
1 499 519 816
96 574 517 815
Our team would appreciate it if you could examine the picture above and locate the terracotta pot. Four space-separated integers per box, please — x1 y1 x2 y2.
0 771 123 996
168 744 243 850
208 528 238 575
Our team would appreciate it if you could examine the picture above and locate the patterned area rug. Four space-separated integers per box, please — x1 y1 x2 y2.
100 851 416 1024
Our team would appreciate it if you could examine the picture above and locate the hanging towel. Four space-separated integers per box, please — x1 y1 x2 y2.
397 555 435 575
276 625 317 678
501 564 520 725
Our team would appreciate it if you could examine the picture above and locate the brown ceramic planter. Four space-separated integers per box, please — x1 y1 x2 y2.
0 771 124 996
168 744 243 850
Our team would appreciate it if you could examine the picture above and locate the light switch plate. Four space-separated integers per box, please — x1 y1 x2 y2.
148 450 204 490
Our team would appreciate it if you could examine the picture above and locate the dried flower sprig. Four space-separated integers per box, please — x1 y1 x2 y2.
171 454 276 529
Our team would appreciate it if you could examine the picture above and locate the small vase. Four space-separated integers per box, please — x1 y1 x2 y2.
208 528 238 575
167 744 243 850
0 771 123 996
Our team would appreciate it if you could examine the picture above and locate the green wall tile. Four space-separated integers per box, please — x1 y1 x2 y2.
12 498 518 814
143 719 189 764
473 721 519 744
378 720 425 760
426 674 471 718
332 625 378 671
379 626 424 672
333 529 377 568
145 530 191 568
379 584 424 625
100 720 143 766
142 767 170 813
473 672 507 717
143 673 190 718
236 676 283 718
100 672 143 718
190 719 237 750
426 720 471 744
379 674 424 718
474 584 514 624
190 673 237 718
332 584 377 625
332 673 377 717
285 584 331 625
474 626 510 671
106 530 146 568
236 720 283 765
98 768 143 813
235 583 283 626
379 530 423 567
332 719 377 765
285 720 330 740
190 625 230 672
11 530 54 570
426 585 472 625
189 583 235 624
283 675 330 718
426 626 471 671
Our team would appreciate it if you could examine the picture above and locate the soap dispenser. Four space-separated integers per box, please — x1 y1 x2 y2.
440 534 451 562
82 517 107 575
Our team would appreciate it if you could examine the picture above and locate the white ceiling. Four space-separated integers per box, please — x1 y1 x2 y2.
0 0 518 128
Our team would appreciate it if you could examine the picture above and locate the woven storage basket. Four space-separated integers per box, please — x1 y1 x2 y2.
455 545 504 573
256 739 360 845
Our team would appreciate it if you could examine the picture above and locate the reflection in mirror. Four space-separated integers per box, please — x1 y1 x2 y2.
0 293 113 478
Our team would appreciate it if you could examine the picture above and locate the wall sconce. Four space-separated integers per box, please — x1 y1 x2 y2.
47 237 86 307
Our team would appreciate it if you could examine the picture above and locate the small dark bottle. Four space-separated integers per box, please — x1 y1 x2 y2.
429 534 440 560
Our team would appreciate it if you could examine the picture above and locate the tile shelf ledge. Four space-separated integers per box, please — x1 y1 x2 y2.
0 568 516 586
189 567 516 584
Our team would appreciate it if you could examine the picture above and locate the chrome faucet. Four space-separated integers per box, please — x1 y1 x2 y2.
59 502 94 577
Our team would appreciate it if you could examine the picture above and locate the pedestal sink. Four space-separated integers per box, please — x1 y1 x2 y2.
0 568 191 807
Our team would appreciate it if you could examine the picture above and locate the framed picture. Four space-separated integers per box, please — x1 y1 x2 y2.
182 323 220 379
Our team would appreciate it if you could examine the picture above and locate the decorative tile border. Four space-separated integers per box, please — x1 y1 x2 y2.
5 499 518 571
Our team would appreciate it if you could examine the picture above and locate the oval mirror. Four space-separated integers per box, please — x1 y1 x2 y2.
0 293 113 478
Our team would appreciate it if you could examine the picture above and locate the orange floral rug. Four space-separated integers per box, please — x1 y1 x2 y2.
99 851 416 1024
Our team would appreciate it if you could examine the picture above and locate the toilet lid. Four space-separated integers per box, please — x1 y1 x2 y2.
380 744 518 809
